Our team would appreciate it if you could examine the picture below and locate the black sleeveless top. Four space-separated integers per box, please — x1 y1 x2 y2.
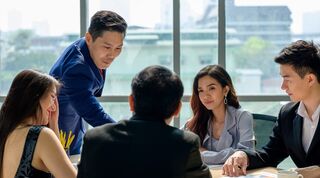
14 126 52 178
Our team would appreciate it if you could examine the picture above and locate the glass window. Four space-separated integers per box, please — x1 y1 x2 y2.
100 102 131 122
89 0 173 95
226 0 320 95
2 0 310 129
180 101 283 128
0 0 80 95
180 0 219 95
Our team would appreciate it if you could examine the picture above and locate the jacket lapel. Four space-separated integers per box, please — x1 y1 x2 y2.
293 114 306 157
219 107 235 148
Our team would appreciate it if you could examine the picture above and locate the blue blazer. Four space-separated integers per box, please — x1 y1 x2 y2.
50 38 115 155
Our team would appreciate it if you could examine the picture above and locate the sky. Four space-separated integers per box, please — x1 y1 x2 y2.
0 0 80 36
0 0 319 36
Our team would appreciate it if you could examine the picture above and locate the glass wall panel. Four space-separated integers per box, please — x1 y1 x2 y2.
100 102 131 122
180 0 219 95
89 0 173 95
99 102 177 127
100 101 283 129
0 0 80 95
226 0 320 95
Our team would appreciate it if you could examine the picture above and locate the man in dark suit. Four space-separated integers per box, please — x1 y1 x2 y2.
222 40 320 178
77 65 212 178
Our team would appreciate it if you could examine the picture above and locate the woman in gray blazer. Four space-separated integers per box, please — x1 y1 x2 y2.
184 65 255 165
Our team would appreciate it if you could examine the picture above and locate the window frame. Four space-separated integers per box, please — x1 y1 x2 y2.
0 0 289 127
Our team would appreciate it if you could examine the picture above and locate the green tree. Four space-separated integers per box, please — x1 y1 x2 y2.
5 29 58 72
8 29 34 51
5 51 57 72
233 36 278 79
1 30 59 94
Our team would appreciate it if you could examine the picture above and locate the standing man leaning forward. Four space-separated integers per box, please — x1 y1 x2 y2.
222 40 320 178
77 65 212 178
50 10 127 155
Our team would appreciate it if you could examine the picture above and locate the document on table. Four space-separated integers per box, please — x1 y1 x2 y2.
208 164 223 170
221 171 276 178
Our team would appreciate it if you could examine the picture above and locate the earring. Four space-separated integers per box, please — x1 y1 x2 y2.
224 95 227 105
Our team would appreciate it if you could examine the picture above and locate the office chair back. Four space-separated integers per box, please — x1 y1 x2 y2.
252 113 277 149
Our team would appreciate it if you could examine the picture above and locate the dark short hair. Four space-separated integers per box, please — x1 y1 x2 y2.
88 10 127 41
131 65 183 120
275 40 320 82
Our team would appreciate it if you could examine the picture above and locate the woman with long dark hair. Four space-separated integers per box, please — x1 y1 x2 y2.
184 65 255 165
0 69 76 178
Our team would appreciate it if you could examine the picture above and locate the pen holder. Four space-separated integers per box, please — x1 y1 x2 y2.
59 130 75 156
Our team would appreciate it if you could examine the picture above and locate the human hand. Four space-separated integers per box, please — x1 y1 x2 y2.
48 97 59 127
295 165 320 178
222 151 248 177
199 147 207 152
48 97 59 137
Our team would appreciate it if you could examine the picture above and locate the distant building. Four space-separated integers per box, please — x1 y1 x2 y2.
197 0 292 46
1 0 294 95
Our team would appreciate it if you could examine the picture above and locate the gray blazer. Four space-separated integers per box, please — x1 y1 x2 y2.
183 106 255 165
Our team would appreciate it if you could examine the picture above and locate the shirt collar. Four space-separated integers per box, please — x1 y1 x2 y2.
297 102 320 121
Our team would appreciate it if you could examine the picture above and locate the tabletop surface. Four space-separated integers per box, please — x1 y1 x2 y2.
210 166 278 177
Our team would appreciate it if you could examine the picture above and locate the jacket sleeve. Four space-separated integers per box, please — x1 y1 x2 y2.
185 134 212 178
245 106 289 169
62 63 115 126
201 111 255 165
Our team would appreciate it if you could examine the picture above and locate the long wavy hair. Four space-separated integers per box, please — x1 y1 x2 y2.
186 65 240 143
0 69 60 175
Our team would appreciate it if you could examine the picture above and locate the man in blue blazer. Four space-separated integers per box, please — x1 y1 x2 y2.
222 40 320 178
49 10 127 155
77 65 212 178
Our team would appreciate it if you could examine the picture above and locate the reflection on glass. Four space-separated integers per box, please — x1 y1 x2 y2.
0 0 80 95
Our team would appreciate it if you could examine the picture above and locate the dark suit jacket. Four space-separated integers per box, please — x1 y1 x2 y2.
246 102 320 169
77 115 211 178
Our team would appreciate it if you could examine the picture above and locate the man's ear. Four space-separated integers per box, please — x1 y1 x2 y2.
173 101 182 117
128 94 135 112
306 73 317 87
85 32 92 44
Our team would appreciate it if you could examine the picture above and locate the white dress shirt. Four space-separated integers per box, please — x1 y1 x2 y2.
297 102 320 153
